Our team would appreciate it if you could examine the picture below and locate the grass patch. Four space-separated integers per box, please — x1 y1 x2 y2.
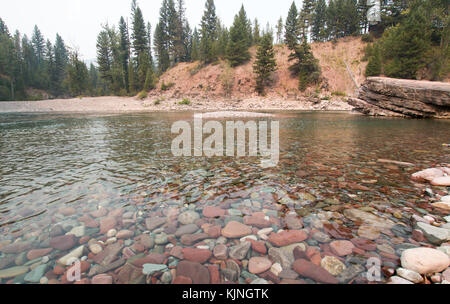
179 98 191 105
331 91 347 97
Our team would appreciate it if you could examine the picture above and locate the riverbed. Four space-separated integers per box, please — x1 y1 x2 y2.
0 112 449 284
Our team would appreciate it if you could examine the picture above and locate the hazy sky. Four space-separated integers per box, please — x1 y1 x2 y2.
1 0 302 61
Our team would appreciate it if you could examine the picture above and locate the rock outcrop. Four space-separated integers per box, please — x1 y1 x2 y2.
348 77 450 118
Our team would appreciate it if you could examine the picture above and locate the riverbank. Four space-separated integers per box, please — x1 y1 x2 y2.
0 96 354 113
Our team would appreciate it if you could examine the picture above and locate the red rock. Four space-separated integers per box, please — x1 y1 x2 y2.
259 270 281 284
80 261 91 273
79 236 90 244
249 240 267 254
280 279 307 284
116 230 134 239
132 253 166 267
173 276 193 284
182 248 212 263
78 214 99 228
207 265 220 284
351 238 377 251
202 206 226 218
26 248 52 260
180 233 209 246
221 221 252 238
90 208 108 218
293 259 338 284
323 223 353 239
176 261 210 284
50 235 78 251
108 208 123 218
92 274 113 284
59 206 76 216
248 257 272 274
244 216 272 228
206 225 222 238
310 254 322 266
53 265 66 275
268 230 308 247
330 240 355 256
352 247 365 255
100 217 117 234
293 246 309 260
169 246 184 259
412 229 425 242
48 279 61 284
213 244 228 260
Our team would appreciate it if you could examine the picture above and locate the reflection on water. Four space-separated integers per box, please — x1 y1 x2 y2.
0 112 449 284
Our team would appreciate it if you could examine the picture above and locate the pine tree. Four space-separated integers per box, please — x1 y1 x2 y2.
96 29 113 87
31 25 45 66
299 0 316 42
285 2 299 49
312 0 328 42
54 34 68 96
119 17 130 93
227 5 251 67
276 17 283 44
288 40 321 91
382 0 432 79
67 51 89 96
253 19 261 45
253 32 277 95
200 0 219 63
365 44 382 77
216 22 229 58
190 27 200 61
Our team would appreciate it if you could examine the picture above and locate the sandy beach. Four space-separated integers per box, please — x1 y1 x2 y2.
0 96 354 113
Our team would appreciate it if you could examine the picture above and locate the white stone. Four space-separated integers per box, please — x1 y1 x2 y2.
107 229 117 238
66 226 85 237
58 246 84 266
396 268 424 283
89 243 103 254
240 235 257 242
441 196 450 203
270 263 283 276
106 237 117 245
388 276 414 284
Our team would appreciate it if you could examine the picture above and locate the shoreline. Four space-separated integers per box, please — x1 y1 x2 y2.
0 96 355 114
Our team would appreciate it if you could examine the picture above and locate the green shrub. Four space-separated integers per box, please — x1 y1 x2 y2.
137 90 148 100
154 97 165 105
361 34 374 43
161 81 175 91
179 98 191 105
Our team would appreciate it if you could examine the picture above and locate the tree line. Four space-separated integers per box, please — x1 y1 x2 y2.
1 0 447 101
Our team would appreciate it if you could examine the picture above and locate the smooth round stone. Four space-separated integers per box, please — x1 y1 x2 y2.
178 211 200 225
66 226 85 237
40 277 49 284
222 221 252 238
58 245 84 266
106 229 117 238
321 256 346 276
142 264 168 275
248 257 272 274
0 266 29 279
357 225 380 240
396 268 424 283
105 237 117 245
155 233 169 245
330 240 354 256
387 276 414 284
401 247 450 275
89 243 103 254
160 271 172 284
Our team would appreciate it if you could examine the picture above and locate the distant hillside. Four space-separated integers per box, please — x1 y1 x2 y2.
149 36 368 101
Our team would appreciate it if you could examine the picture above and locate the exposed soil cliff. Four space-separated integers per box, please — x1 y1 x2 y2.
148 36 368 102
